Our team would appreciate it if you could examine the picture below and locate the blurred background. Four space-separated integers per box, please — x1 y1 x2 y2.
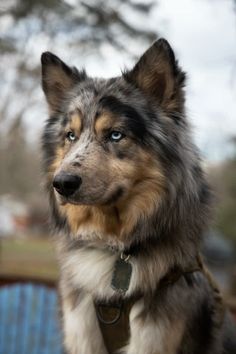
0 0 236 352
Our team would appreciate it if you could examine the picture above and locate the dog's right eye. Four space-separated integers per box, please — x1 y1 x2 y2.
66 131 76 142
109 131 125 142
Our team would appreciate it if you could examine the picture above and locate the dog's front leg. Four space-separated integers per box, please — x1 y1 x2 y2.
60 286 108 354
126 299 184 354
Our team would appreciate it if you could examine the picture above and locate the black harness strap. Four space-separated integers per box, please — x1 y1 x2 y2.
94 261 203 354
95 297 137 354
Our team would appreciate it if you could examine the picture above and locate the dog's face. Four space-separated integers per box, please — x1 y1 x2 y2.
45 93 164 207
41 39 186 241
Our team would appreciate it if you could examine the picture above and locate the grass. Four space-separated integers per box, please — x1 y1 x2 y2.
0 236 59 281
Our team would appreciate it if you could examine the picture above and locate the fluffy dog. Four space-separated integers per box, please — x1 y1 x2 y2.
41 38 236 354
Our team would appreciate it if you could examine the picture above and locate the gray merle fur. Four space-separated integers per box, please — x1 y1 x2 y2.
41 39 236 354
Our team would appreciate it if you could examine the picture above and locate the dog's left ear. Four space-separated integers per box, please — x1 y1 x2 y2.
124 39 186 113
41 52 86 113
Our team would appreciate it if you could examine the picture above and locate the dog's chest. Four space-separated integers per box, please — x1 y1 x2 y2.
61 246 136 298
60 246 187 354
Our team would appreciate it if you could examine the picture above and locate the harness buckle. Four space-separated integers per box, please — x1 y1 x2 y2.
96 301 123 325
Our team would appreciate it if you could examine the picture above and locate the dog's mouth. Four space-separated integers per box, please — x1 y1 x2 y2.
54 185 125 207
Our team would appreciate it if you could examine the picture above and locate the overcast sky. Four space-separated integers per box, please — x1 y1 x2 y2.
153 0 236 161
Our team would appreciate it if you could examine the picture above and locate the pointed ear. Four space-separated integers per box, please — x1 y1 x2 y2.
41 52 86 113
124 39 186 113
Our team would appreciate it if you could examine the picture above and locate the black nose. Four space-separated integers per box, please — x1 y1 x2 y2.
53 173 82 197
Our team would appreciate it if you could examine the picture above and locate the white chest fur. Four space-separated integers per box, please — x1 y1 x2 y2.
60 245 170 299
61 247 122 299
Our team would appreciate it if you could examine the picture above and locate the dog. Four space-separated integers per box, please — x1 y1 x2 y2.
41 38 236 354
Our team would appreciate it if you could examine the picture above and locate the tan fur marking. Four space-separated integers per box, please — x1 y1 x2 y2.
69 110 82 136
47 146 65 182
60 204 121 236
118 151 165 238
94 113 114 136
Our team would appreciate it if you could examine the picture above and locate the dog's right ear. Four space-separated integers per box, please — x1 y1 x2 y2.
41 52 86 113
123 39 186 114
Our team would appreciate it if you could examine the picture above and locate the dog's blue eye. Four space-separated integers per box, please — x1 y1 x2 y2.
109 131 124 142
66 131 76 142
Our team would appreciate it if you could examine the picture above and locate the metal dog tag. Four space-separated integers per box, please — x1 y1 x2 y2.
111 254 132 293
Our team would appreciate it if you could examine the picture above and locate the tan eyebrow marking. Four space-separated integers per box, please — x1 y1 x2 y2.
94 112 115 135
68 110 83 135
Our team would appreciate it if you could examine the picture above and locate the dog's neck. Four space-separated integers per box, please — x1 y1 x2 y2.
59 226 200 302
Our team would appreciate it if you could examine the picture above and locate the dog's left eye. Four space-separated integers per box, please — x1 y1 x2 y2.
109 131 124 142
66 131 76 142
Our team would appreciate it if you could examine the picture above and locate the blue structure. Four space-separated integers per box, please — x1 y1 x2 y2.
0 283 63 354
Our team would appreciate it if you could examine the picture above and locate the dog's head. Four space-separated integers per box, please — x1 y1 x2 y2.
41 39 197 244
